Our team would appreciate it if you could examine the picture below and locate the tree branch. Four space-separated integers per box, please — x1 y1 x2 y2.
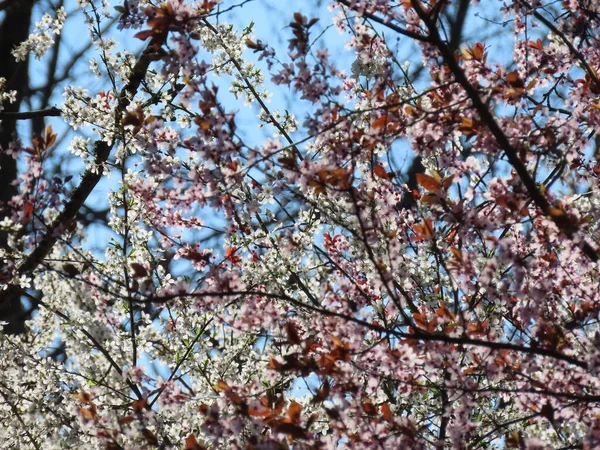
0 106 62 120
337 0 430 42
448 0 470 51
141 290 589 369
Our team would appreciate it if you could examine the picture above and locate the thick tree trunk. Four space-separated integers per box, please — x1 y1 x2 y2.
0 0 35 334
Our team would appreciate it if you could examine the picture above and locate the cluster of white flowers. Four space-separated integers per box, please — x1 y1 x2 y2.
199 23 240 56
0 78 17 115
198 23 275 109
67 135 92 160
12 7 66 62
257 109 298 134
62 86 120 148
351 55 387 79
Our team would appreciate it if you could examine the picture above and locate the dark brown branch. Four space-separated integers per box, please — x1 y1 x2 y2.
140 290 589 369
0 107 62 120
448 0 470 51
0 0 19 13
0 0 35 335
438 371 450 444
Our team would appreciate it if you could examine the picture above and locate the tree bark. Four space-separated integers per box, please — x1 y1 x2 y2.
0 0 35 334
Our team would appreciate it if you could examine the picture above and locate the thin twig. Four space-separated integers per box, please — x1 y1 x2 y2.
337 0 430 42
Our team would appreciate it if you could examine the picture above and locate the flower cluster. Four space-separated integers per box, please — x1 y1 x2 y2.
12 7 66 62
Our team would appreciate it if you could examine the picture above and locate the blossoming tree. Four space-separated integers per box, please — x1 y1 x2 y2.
1 0 600 448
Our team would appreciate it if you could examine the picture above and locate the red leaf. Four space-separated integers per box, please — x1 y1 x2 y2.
134 30 154 40
225 246 242 265
363 399 377 415
381 402 393 421
373 165 390 180
527 38 544 50
471 43 485 60
268 357 283 371
118 415 135 425
411 218 435 241
142 428 159 446
287 401 302 424
450 247 463 260
32 135 45 152
421 193 441 206
225 389 244 405
24 202 34 217
462 42 486 61
130 262 148 278
435 302 455 321
73 391 92 404
371 115 400 133
132 398 147 413
506 71 524 88
44 124 57 148
285 322 301 345
371 115 391 130
248 399 272 418
442 175 453 189
413 312 429 329
214 380 230 392
416 173 441 191
79 407 97 421
185 434 207 450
